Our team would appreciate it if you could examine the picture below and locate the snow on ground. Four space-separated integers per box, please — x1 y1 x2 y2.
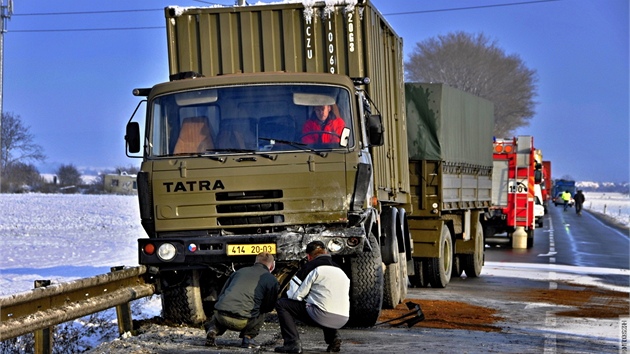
0 192 628 351
583 192 630 227
0 194 144 295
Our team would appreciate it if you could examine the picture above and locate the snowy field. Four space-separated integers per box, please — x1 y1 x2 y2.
0 192 628 351
583 192 630 227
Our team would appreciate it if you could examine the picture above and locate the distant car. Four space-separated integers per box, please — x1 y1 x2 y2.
553 193 574 207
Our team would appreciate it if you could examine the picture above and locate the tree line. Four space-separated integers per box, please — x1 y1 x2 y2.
1 112 138 194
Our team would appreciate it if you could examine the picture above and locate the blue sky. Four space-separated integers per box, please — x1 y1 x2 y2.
4 0 628 182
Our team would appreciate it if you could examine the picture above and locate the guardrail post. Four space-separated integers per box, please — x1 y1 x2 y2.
33 280 53 354
111 266 134 335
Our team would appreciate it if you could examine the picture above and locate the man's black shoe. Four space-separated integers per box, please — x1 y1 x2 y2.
274 341 303 353
241 336 261 349
205 330 217 347
326 337 342 352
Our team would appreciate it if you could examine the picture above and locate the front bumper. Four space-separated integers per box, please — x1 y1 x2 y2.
138 226 367 266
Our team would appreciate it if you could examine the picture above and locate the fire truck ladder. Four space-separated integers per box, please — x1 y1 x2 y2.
511 163 531 228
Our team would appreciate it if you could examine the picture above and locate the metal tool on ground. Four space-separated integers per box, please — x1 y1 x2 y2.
375 301 425 328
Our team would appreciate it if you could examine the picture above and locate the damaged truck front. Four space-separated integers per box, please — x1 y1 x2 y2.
124 1 412 327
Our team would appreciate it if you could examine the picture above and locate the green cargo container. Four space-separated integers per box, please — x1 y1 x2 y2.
404 83 493 288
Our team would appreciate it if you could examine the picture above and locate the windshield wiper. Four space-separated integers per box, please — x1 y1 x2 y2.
258 137 328 158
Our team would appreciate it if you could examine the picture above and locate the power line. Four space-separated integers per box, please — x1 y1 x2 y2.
8 0 563 32
383 0 562 16
11 27 163 33
12 9 161 16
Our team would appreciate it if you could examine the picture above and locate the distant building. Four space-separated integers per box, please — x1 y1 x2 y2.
103 172 137 195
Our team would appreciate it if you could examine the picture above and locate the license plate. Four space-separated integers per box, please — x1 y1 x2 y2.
227 243 276 256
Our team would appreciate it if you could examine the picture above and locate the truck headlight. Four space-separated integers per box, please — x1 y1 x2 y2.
157 243 177 261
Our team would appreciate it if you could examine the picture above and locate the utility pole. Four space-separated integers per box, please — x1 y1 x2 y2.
0 0 11 192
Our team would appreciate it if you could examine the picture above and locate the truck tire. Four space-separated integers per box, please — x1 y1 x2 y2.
408 258 428 288
382 260 401 309
426 226 452 288
396 207 409 300
346 234 384 327
482 224 495 245
397 208 412 260
463 220 484 278
380 207 398 265
398 251 408 301
451 255 463 278
160 269 206 325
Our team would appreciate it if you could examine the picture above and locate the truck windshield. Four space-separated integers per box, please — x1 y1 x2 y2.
148 84 354 157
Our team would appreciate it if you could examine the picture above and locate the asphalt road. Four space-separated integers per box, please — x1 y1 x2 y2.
87 206 629 353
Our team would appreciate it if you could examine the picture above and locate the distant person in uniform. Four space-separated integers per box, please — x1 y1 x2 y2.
204 252 279 349
301 105 345 144
561 190 572 212
574 190 586 215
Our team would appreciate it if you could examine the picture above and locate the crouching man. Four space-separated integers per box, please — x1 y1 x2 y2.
205 252 279 348
275 241 350 353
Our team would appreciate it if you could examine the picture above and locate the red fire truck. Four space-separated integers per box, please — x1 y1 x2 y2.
542 160 552 212
483 136 542 248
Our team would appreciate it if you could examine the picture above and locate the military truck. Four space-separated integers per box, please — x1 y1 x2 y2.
125 0 411 327
404 83 493 288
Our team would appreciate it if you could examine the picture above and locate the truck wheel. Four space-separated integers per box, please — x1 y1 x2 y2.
482 224 494 245
380 207 398 265
346 234 384 327
160 269 206 325
396 207 409 300
527 228 534 248
463 220 484 278
398 251 408 301
408 258 427 288
397 208 412 260
451 255 463 278
382 260 401 309
426 226 452 288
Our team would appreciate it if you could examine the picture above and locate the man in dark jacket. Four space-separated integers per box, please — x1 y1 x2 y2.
205 252 279 349
274 241 350 353
574 190 586 215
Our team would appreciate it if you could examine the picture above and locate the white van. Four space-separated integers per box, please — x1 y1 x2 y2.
534 184 544 227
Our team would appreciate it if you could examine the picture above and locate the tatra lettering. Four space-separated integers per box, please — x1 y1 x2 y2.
163 180 226 192
213 180 225 190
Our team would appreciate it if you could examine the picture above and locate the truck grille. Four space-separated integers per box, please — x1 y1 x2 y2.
216 190 284 226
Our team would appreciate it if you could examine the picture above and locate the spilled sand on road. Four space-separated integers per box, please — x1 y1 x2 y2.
378 283 628 332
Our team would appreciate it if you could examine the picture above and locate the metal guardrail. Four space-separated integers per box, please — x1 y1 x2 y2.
0 266 155 352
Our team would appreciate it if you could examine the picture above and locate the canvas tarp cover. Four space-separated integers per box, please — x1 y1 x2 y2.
405 83 494 167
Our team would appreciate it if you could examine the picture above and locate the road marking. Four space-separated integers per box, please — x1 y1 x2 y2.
544 217 557 353
544 311 557 353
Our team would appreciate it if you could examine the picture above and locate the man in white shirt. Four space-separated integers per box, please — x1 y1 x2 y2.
274 241 350 353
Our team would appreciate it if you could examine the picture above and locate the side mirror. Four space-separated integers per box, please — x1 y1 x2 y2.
534 170 542 184
339 127 351 148
126 122 141 154
367 114 384 146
